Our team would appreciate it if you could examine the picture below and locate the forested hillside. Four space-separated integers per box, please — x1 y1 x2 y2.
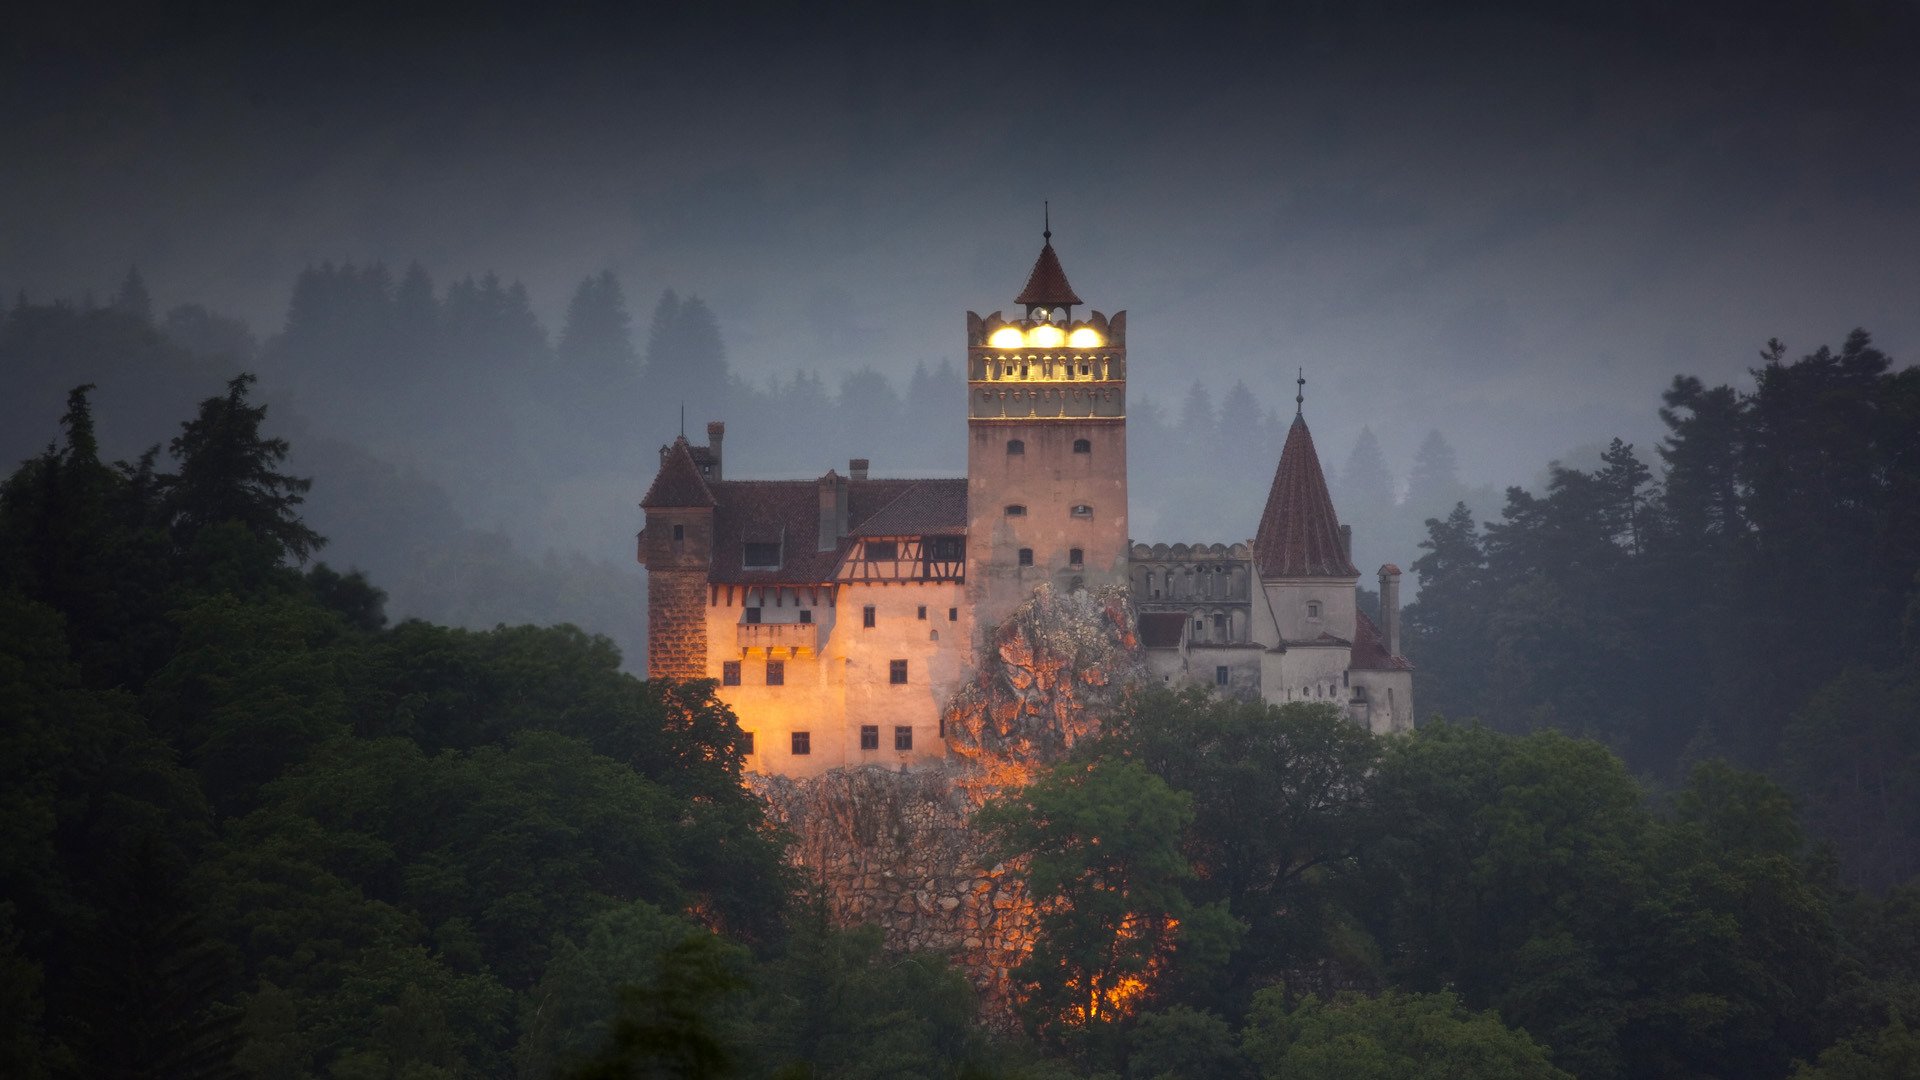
1401 331 1920 890
4 371 1916 1078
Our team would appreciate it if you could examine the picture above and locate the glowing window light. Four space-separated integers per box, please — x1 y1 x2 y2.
1067 327 1103 348
1028 324 1066 348
989 326 1025 349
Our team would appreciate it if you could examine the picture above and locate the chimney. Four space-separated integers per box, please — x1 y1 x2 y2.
848 458 870 481
705 421 725 481
817 470 849 550
1378 564 1402 656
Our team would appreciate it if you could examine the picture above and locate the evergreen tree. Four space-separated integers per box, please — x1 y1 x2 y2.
164 373 324 566
112 267 153 324
558 270 637 393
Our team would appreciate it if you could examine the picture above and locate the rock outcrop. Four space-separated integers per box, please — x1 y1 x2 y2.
751 584 1144 1024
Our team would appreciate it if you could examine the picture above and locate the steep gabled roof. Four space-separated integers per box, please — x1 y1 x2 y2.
1352 609 1415 671
851 479 969 537
1253 414 1360 578
640 437 716 509
1015 240 1083 308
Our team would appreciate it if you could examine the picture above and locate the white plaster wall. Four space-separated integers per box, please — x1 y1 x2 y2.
1261 577 1359 644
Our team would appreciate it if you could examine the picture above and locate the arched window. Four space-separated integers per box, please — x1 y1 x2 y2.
1007 438 1025 455
1213 612 1227 638
1004 504 1027 516
1073 438 1091 454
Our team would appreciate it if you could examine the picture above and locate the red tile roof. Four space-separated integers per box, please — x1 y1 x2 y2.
1015 240 1084 308
852 479 969 536
1138 611 1187 648
1352 609 1414 671
703 475 966 584
640 437 716 509
1253 414 1360 578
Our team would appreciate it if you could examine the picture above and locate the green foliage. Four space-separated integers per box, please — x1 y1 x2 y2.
979 758 1206 1036
165 372 324 565
1790 1010 1920 1080
1240 986 1571 1080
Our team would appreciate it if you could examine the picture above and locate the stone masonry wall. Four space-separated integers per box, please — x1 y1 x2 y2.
751 585 1144 1026
647 569 708 680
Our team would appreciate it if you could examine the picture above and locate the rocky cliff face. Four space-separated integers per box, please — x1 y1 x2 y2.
751 585 1144 1024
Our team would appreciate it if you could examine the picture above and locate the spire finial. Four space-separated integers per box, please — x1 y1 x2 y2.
679 403 685 439
1295 368 1306 416
1043 200 1051 242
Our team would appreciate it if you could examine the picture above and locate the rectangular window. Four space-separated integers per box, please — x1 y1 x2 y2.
917 605 927 620
742 731 753 754
927 536 964 561
866 540 898 561
860 725 879 750
894 725 914 751
1215 666 1230 687
799 608 813 624
1069 547 1083 566
672 523 685 540
863 605 876 628
743 541 781 567
889 659 908 684
791 731 810 755
948 607 958 622
766 660 784 686
1018 548 1034 566
744 606 762 624
722 661 741 686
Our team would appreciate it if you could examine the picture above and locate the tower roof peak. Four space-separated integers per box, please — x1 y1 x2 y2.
1015 228 1083 309
1253 412 1360 578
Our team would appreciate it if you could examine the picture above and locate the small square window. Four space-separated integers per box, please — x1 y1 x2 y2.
889 659 908 684
860 725 879 750
1215 666 1230 687
791 731 810 755
917 605 927 620
895 725 914 751
1007 439 1025 455
863 605 876 628
948 607 958 622
766 660 784 686
1073 438 1091 454
1307 601 1322 619
744 606 762 624
1018 548 1034 566
742 731 753 754
1069 547 1083 566
799 609 813 624
722 661 741 686
672 523 685 540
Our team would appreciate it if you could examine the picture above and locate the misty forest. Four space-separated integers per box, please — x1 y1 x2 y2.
8 2 1920 1078
3 258 1918 1080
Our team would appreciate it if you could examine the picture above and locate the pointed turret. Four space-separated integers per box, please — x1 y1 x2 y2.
1015 237 1083 311
1253 414 1360 578
641 436 716 509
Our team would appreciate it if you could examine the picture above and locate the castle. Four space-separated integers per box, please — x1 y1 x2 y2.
638 232 1413 777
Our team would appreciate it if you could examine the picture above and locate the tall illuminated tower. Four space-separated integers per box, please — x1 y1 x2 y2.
964 227 1129 637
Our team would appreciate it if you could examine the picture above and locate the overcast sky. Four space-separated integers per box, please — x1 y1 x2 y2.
6 0 1918 486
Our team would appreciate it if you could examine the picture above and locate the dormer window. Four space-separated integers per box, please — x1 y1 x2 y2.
743 542 781 568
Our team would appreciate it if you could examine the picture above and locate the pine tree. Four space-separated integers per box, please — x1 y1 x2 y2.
164 373 324 565
558 270 638 392
112 267 153 324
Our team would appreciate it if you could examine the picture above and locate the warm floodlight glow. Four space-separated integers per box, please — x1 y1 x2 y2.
1066 327 1103 348
1028 324 1066 348
989 326 1026 349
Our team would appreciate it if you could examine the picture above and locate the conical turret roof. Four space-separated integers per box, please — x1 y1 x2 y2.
641 436 716 509
1253 414 1360 577
1015 239 1083 308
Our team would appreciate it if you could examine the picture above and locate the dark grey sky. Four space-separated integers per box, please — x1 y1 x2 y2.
6 1 1918 485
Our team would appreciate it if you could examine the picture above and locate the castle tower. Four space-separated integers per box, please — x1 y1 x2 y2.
964 229 1129 636
1251 402 1362 661
639 435 717 680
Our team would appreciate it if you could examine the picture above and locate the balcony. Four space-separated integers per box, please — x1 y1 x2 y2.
736 621 821 654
